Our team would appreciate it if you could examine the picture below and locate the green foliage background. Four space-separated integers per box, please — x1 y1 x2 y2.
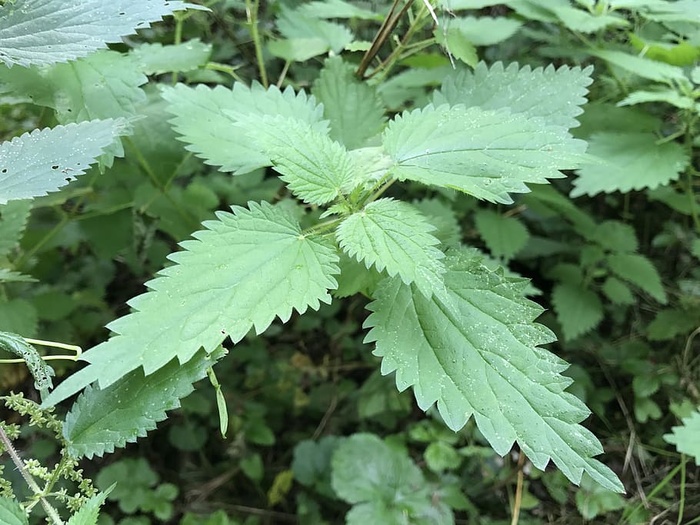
0 0 699 524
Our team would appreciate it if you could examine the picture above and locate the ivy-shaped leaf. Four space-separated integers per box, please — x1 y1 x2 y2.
0 0 205 67
162 82 325 174
364 250 623 492
64 348 225 458
383 104 586 204
572 132 689 196
44 201 339 406
434 62 593 129
242 115 356 205
336 198 445 297
0 119 125 204
312 56 386 150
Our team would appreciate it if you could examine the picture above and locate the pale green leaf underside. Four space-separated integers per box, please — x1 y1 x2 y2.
242 115 356 205
162 82 325 174
434 62 593 129
312 56 386 150
0 497 28 525
64 348 224 459
336 198 445 297
364 251 623 492
0 0 204 67
572 132 688 197
552 282 603 341
130 39 212 75
0 119 124 204
384 104 586 204
0 199 31 258
664 409 700 465
43 201 339 406
444 16 523 47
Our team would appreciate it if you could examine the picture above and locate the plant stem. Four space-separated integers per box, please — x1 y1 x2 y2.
510 451 525 525
0 425 64 525
245 0 268 88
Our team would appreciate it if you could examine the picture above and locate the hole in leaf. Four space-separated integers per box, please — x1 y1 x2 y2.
51 165 59 170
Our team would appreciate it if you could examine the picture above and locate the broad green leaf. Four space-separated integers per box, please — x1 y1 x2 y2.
383 104 586 204
648 308 698 340
130 40 212 75
412 198 462 247
619 89 696 109
551 5 629 32
297 0 384 20
0 269 36 283
474 209 529 260
65 489 113 525
575 475 625 520
575 102 661 138
241 115 356 205
434 25 478 67
552 283 604 340
607 253 667 303
591 221 638 253
443 16 523 46
601 277 635 305
43 201 339 406
267 38 329 62
0 199 31 258
333 252 384 298
364 251 623 492
336 198 446 297
0 299 37 335
0 119 124 204
590 49 686 82
434 62 593 129
292 436 341 496
161 82 325 174
572 132 689 196
0 0 204 68
312 57 385 150
331 434 453 523
64 348 225 458
664 409 700 465
276 6 353 54
0 497 28 525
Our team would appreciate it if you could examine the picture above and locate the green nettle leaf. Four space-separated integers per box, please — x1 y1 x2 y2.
664 409 700 465
312 56 386 150
44 201 339 406
331 434 453 524
0 119 124 204
0 199 31 258
572 132 689 196
336 198 446 297
241 115 356 205
434 62 593 129
601 277 635 305
297 0 383 21
276 6 354 55
592 221 638 253
551 282 604 340
65 489 112 525
364 251 623 492
0 497 28 525
443 16 523 47
606 253 667 303
474 208 529 260
161 82 326 174
0 0 204 68
383 104 586 204
64 348 225 458
589 49 686 83
130 40 212 75
434 25 478 68
0 269 36 283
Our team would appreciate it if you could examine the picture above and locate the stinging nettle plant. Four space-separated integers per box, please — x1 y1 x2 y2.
0 0 626 517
